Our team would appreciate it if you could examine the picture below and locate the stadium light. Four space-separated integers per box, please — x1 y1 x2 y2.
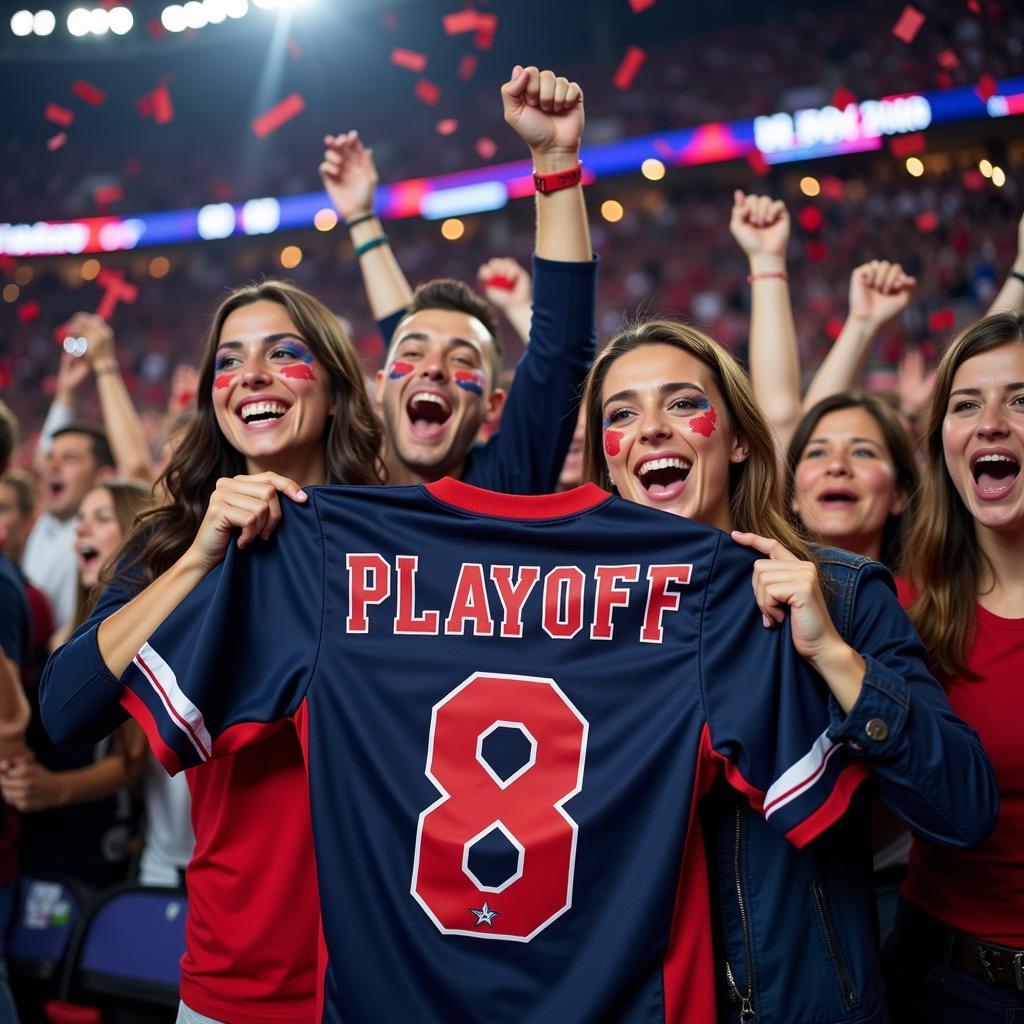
33 9 55 34
226 0 248 17
10 10 33 35
88 7 109 33
108 7 133 34
203 0 228 24
182 1 208 29
67 7 90 35
161 5 187 31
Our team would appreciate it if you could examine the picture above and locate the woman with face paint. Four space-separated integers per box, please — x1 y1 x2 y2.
884 312 1024 1023
580 319 997 1024
40 281 383 1024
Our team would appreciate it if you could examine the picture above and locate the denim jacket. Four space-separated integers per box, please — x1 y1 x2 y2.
706 548 999 1024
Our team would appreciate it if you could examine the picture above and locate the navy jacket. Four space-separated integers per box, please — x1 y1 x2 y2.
706 548 999 1024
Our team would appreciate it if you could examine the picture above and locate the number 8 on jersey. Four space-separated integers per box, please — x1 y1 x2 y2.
411 672 589 941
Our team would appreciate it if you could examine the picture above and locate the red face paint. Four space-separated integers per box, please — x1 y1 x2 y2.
389 360 414 379
280 363 317 382
214 372 235 390
689 405 718 437
603 429 623 457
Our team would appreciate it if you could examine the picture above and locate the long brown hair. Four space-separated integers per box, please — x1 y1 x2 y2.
118 281 384 589
581 319 814 562
76 480 152 628
903 311 1024 680
786 392 919 571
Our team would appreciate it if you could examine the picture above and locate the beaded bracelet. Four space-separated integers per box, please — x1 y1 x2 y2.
747 271 789 283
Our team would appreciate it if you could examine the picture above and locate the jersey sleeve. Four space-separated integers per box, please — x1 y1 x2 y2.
699 541 870 849
119 499 326 775
464 255 597 493
824 562 998 848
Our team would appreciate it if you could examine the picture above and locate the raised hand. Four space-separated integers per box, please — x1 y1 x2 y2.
848 260 917 331
319 130 379 221
896 345 937 424
55 348 91 402
730 190 790 260
501 65 584 166
184 472 307 575
477 258 532 311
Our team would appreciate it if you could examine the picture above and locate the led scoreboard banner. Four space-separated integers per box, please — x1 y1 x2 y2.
3 77 1022 257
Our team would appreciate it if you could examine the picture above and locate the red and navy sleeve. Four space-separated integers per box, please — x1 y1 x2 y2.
0 556 28 667
699 539 870 848
115 500 324 775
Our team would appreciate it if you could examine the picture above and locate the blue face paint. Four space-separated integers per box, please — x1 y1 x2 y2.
276 340 315 364
455 370 485 396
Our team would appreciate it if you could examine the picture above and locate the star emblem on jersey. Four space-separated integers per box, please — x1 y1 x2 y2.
469 902 500 928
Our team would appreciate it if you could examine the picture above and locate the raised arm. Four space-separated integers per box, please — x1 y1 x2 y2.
730 191 801 453
502 65 591 263
319 130 414 322
803 260 916 410
32 347 88 477
478 257 533 345
66 312 153 481
986 210 1024 315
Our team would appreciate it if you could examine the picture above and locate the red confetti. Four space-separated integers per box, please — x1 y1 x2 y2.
93 184 124 210
17 300 41 324
287 37 303 59
891 5 926 43
147 18 166 38
831 86 857 109
746 148 770 176
71 79 106 106
798 206 823 232
966 0 980 12
457 54 477 81
414 78 441 106
889 132 926 156
612 45 647 91
475 137 497 160
443 9 481 34
251 92 305 138
46 132 67 152
936 71 955 89
928 308 955 331
95 269 138 321
474 16 497 49
937 48 960 69
976 73 997 100
627 0 656 10
390 47 427 72
436 118 458 136
137 83 174 124
916 211 939 233
45 103 74 128
962 169 985 191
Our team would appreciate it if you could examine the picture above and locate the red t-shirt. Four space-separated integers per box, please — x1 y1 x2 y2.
897 578 1024 945
181 722 319 1024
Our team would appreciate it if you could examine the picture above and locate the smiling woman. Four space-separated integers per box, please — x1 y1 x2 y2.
41 279 385 1024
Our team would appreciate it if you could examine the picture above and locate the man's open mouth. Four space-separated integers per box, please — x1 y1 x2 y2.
635 457 691 499
406 391 452 440
971 451 1021 498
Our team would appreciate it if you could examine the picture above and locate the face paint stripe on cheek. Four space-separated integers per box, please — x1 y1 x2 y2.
280 363 318 382
602 420 623 457
689 403 718 438
389 360 414 380
455 370 485 396
214 372 235 390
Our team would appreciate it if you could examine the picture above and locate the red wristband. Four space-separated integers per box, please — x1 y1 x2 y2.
746 271 789 283
533 163 583 194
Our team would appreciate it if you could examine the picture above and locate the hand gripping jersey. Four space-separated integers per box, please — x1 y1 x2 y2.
119 480 869 1023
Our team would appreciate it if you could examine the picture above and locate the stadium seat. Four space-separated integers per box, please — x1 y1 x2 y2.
6 872 91 982
56 884 186 1008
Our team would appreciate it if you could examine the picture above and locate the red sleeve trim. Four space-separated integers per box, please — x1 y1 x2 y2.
698 725 767 809
119 687 183 776
425 477 610 519
784 761 870 849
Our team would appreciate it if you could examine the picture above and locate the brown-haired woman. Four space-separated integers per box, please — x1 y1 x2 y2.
41 280 383 1024
786 392 919 571
581 318 997 1024
884 311 1024 1022
2 480 149 890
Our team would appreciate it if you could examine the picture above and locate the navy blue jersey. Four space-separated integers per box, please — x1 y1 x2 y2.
114 480 868 1022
